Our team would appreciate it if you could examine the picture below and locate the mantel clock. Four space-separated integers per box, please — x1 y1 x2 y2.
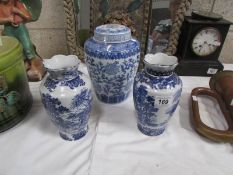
176 11 232 76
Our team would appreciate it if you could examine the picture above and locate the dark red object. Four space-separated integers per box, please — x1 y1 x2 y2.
0 0 31 25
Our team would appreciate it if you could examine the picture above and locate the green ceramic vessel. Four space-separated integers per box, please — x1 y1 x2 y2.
0 36 32 132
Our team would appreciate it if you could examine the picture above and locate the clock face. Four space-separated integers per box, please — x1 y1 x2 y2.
192 28 222 57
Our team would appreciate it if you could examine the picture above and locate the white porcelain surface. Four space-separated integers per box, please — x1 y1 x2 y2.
43 55 80 70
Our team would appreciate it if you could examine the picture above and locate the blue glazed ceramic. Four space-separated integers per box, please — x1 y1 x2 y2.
85 24 140 104
133 53 182 136
40 55 93 141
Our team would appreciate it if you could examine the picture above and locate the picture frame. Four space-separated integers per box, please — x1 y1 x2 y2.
147 0 172 54
147 0 192 55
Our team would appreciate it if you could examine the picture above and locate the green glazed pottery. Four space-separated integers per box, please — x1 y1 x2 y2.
0 36 32 132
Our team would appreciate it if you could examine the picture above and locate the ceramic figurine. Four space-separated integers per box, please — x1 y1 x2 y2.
0 36 33 132
85 24 140 104
133 53 182 136
40 55 93 141
0 0 45 81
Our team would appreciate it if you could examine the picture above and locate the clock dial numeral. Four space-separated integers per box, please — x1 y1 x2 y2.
192 28 221 57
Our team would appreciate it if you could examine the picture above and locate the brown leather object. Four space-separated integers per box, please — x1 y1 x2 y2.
210 71 233 114
191 87 233 143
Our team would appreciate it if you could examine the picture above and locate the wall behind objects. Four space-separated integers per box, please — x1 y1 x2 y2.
0 0 232 63
26 0 68 59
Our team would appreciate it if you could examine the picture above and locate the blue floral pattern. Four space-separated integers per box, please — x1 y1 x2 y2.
40 61 93 141
138 124 165 136
41 89 92 141
136 71 181 90
133 85 159 127
84 38 140 59
133 70 182 136
41 94 69 116
44 72 85 92
86 54 139 103
85 24 140 104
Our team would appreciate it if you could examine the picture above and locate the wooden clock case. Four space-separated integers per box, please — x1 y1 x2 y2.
175 16 232 76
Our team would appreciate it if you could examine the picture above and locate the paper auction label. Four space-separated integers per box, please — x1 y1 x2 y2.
155 96 173 106
207 68 218 75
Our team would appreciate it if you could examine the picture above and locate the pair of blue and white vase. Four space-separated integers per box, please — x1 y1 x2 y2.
40 24 182 141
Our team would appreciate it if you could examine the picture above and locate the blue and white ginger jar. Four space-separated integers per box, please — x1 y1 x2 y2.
40 55 93 141
133 53 182 136
85 24 140 104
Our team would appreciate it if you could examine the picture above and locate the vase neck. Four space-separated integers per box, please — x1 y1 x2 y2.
43 55 81 81
143 53 178 77
144 62 176 76
145 67 174 76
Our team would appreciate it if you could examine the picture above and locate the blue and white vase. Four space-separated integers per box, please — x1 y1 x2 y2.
133 53 182 136
84 24 140 104
40 55 93 141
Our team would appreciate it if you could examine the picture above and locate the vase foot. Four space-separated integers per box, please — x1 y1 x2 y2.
137 124 165 136
59 128 88 141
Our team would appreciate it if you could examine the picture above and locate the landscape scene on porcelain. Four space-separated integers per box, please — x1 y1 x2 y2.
40 55 93 141
133 53 182 136
85 24 140 104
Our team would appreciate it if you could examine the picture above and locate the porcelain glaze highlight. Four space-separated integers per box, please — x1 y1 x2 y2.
85 24 140 104
133 53 182 136
40 55 93 141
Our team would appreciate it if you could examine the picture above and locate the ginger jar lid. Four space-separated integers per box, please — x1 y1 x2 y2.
0 36 23 71
94 24 132 43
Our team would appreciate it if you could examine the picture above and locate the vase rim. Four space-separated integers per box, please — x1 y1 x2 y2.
144 53 178 68
43 55 80 71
